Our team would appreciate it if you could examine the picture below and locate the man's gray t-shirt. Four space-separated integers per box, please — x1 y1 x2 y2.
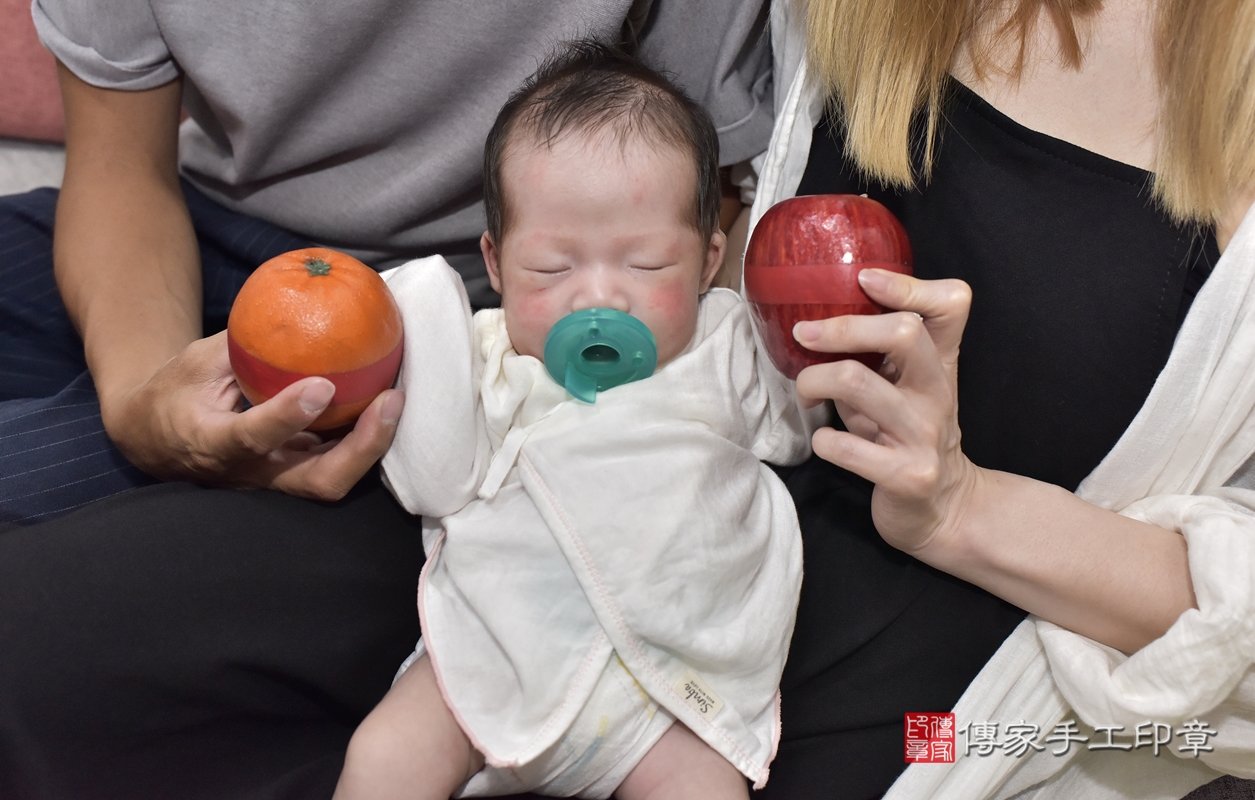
33 0 772 304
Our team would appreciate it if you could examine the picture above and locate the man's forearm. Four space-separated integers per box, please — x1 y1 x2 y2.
53 66 200 418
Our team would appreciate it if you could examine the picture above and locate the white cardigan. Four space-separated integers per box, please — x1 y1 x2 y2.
753 4 1255 797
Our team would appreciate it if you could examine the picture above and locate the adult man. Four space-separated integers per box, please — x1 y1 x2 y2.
1 0 772 524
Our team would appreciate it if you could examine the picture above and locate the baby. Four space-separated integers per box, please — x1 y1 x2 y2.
335 42 816 800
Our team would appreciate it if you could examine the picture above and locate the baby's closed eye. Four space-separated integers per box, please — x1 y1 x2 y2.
525 264 570 276
629 262 676 273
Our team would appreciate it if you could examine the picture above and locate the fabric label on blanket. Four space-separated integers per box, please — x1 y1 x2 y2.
674 669 725 720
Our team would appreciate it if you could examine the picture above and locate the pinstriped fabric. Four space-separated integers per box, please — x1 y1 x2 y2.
0 188 86 400
0 180 313 525
181 180 313 336
0 373 149 524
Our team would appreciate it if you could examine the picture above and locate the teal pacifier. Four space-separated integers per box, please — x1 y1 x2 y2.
543 309 657 403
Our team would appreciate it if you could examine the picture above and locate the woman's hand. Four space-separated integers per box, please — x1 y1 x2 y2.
794 268 981 553
795 268 1199 651
105 331 404 498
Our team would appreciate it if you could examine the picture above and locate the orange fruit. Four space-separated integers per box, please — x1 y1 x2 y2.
227 247 403 431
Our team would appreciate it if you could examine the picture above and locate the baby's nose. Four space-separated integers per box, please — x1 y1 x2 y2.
572 267 631 313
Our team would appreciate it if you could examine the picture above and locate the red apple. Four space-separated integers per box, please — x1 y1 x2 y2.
744 194 913 379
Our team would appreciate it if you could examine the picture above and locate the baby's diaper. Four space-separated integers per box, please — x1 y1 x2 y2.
397 641 676 799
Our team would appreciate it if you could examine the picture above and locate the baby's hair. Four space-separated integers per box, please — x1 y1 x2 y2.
484 39 721 247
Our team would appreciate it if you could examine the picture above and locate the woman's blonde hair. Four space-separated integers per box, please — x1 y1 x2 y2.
804 0 1255 225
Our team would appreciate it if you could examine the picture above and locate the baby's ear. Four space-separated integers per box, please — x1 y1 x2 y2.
699 229 727 292
481 232 504 295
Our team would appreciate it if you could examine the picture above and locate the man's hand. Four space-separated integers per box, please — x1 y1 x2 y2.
55 67 401 497
107 331 404 498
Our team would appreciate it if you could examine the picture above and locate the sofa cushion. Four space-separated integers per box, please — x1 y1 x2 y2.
0 0 64 142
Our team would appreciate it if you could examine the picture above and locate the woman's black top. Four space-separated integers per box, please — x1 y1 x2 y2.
759 80 1218 799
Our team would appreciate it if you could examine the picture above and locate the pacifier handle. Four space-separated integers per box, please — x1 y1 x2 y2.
542 309 657 403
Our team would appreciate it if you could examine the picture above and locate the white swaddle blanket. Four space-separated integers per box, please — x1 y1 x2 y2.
379 256 815 787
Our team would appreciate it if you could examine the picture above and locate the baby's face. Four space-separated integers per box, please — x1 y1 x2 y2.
482 131 725 368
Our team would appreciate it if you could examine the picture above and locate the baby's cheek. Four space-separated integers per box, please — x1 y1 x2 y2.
512 293 550 321
505 295 556 359
645 288 690 318
643 286 699 355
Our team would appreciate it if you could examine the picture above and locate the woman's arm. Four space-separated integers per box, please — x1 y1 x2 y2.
54 65 402 496
925 468 1195 656
793 268 1197 655
787 0 1255 656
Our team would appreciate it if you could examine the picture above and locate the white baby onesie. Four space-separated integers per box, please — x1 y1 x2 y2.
381 256 814 792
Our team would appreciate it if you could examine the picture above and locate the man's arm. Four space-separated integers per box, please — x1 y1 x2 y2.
55 64 198 426
54 65 402 496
